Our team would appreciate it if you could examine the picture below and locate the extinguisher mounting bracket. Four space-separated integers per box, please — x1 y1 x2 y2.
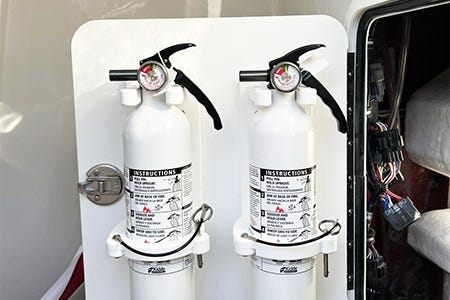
233 218 338 261
106 219 210 262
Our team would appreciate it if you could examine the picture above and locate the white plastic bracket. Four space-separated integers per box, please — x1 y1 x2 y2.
249 85 272 107
165 85 184 106
296 87 317 106
120 82 141 107
106 220 210 262
233 218 337 260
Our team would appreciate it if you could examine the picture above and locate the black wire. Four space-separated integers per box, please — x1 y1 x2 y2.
253 220 341 247
368 189 384 212
366 125 388 212
367 127 380 186
115 219 204 258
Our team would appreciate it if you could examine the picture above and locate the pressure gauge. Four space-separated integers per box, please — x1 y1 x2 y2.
270 62 302 92
138 61 168 92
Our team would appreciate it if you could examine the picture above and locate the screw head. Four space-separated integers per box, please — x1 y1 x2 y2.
94 195 101 201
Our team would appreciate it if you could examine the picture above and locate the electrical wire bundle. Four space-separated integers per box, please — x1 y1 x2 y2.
367 121 420 231
366 227 387 298
367 235 380 261
367 121 404 212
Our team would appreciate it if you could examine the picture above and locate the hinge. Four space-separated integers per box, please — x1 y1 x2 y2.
78 164 124 205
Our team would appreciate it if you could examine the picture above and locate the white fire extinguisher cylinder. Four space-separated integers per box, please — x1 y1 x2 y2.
124 92 193 244
109 43 222 300
129 255 194 300
238 44 347 300
252 257 316 300
123 92 194 300
249 90 317 299
249 91 316 243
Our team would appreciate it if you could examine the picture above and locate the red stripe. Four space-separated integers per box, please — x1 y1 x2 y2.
59 254 84 300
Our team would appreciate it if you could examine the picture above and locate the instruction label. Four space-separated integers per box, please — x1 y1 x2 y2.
251 256 315 275
249 164 316 243
124 164 193 243
129 254 194 275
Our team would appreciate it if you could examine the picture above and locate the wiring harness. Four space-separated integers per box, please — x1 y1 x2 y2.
367 121 420 231
366 227 387 299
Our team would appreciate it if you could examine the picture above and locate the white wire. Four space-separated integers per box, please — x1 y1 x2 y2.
40 245 83 300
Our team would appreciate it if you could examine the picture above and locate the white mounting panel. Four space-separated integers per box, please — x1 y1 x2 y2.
72 16 348 300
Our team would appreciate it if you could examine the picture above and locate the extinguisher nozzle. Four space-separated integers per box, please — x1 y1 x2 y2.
109 70 138 81
239 70 269 82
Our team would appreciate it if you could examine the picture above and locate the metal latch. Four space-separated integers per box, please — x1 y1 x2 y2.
78 164 124 205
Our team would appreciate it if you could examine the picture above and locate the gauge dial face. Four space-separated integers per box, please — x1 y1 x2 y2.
270 62 301 92
138 61 168 92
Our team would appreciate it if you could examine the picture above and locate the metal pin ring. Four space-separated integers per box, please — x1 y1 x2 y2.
191 203 213 223
318 219 341 235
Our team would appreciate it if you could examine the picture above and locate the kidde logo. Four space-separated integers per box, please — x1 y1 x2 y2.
147 266 166 274
280 266 298 273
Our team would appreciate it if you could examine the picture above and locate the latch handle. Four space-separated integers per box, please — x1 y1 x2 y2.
78 164 124 205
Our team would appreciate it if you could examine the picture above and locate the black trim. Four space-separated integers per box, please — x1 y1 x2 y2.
352 1 449 299
346 52 355 290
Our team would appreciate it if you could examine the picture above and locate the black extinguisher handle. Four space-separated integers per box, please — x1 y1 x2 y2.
301 70 348 134
174 68 223 130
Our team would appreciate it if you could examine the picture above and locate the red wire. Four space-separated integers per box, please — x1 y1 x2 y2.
375 167 382 181
386 189 402 201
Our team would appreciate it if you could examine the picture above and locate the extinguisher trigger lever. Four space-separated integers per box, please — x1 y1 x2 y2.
173 68 223 130
139 43 196 68
301 70 348 134
269 44 325 67
109 43 196 82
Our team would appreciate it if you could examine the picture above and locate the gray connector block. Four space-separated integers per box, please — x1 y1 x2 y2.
383 197 421 231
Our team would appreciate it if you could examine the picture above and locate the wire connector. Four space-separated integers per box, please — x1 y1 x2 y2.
368 63 386 102
383 197 421 231
366 254 387 295
369 127 404 164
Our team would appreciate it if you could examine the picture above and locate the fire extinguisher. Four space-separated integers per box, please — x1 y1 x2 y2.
107 43 221 300
235 44 346 300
